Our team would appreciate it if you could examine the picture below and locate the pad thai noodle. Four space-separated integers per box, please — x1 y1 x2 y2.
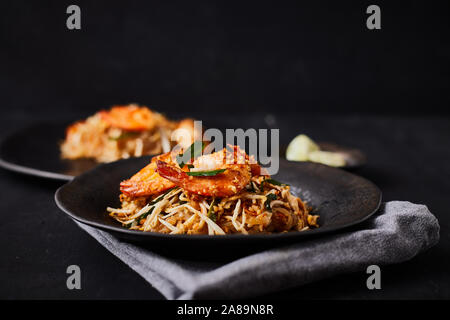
107 144 319 235
61 104 200 162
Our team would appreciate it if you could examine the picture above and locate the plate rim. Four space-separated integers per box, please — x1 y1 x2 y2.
0 123 74 181
54 159 382 241
0 157 74 181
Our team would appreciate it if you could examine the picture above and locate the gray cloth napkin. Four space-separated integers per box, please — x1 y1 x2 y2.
76 201 439 299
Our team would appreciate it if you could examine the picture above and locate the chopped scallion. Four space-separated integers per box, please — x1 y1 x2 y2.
186 169 226 176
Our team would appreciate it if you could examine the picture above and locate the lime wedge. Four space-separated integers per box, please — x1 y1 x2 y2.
308 150 346 167
286 134 320 161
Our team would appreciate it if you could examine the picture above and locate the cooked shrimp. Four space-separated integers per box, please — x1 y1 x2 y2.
156 146 253 197
120 152 176 197
156 160 251 197
220 145 268 177
99 104 167 131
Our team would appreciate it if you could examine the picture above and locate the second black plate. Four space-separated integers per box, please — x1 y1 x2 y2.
0 123 97 180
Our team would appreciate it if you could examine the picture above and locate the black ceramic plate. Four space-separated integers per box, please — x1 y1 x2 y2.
55 157 381 249
0 123 98 180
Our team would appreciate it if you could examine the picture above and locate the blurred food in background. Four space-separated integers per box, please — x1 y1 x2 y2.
61 104 200 162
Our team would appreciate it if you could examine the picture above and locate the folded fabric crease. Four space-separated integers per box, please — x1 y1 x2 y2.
77 201 439 299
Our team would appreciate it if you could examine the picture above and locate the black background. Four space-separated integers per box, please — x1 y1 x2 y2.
1 1 450 300
1 0 449 116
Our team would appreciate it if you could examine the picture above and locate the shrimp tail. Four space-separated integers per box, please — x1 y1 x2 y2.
156 160 187 184
120 180 140 197
120 152 176 197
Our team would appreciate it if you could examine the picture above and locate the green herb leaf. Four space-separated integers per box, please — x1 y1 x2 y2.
138 187 178 220
265 193 278 211
140 206 154 220
264 178 289 186
148 187 177 206
246 182 256 193
186 169 226 176
176 141 206 167
207 198 217 222
125 219 139 228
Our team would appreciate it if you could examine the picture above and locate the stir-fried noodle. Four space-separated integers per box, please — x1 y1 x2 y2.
108 145 319 235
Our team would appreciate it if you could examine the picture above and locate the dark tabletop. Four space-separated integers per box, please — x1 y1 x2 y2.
1 111 449 299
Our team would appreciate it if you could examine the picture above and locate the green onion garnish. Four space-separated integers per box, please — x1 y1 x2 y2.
265 178 289 186
176 141 206 167
186 169 226 176
265 193 277 211
125 221 135 228
137 187 178 220
246 182 256 193
207 198 217 222
140 207 154 220
148 187 178 206
261 178 289 191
